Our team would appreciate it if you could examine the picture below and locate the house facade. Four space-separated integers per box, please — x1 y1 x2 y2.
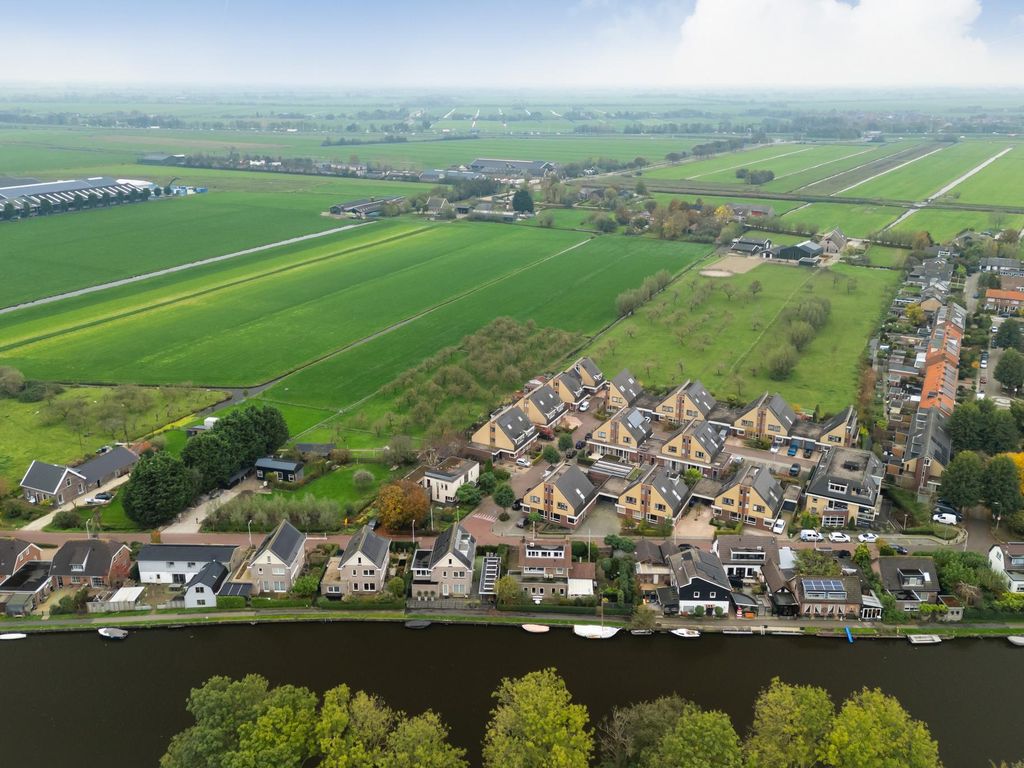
616 466 690 525
654 380 715 424
731 393 797 444
988 543 1024 593
608 369 642 410
803 448 884 527
879 556 940 613
471 406 537 460
572 357 605 392
517 384 567 427
521 462 598 528
0 538 42 583
550 370 586 408
411 524 476 599
50 539 131 590
20 461 87 505
713 464 784 530
183 562 228 608
511 540 571 602
658 419 725 475
667 548 732 615
248 520 306 594
713 535 779 580
416 458 480 504
322 525 391 598
254 457 304 483
588 408 652 463
136 544 239 584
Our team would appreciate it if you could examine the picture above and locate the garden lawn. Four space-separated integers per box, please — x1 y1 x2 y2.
890 208 1024 243
780 202 905 237
0 386 223 485
589 263 899 414
272 463 394 507
0 223 588 385
863 246 910 269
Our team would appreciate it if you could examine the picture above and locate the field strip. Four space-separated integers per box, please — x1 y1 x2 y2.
0 225 436 354
882 208 922 231
831 145 947 195
687 147 811 179
794 143 919 191
925 146 1013 201
0 222 373 315
771 148 873 181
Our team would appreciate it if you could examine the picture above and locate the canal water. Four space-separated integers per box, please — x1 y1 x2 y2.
3 622 1020 767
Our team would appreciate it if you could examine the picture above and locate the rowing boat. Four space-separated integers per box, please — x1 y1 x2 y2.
98 628 128 641
0 633 27 641
522 624 550 634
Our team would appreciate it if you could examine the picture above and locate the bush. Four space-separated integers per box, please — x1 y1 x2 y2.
352 469 375 490
692 605 706 617
216 596 247 609
203 493 343 533
52 509 82 530
291 573 322 598
498 511 510 522
252 597 310 609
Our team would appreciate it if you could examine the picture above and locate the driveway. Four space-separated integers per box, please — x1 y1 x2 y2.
964 272 980 314
162 477 260 534
22 475 131 531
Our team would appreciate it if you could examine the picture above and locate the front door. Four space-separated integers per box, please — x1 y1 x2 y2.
442 583 450 597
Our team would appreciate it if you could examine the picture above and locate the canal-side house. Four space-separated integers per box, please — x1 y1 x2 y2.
411 523 476 599
322 525 391 598
182 562 229 608
712 535 779 581
49 539 131 590
510 540 571 602
470 406 537 460
666 548 732 616
520 462 598 529
634 540 679 588
795 575 864 619
763 555 799 617
988 543 1024 593
136 544 240 584
615 466 690 526
0 538 43 584
878 556 940 613
802 447 884 528
247 520 306 594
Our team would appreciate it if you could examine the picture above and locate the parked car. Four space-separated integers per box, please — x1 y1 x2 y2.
515 458 531 468
83 497 110 506
890 544 909 554
771 518 786 535
800 529 824 542
981 376 987 384
787 444 798 456
94 491 114 501
566 449 577 459
857 532 879 543
770 444 780 454
575 440 585 450
828 531 851 543
934 501 959 517
515 516 527 529
578 399 590 412
512 498 523 511
803 447 813 459
95 445 112 455
538 426 555 441
788 463 801 477
932 512 958 525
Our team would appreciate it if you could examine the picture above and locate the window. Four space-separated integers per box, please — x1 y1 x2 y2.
197 599 207 606
556 502 568 511
741 419 754 427
65 478 72 488
654 503 666 511
709 592 717 599
768 424 780 432
663 405 674 413
693 591 700 598
273 568 285 576
625 496 637 504
195 586 206 594
363 569 374 577
353 583 360 591
686 409 698 418
364 583 375 591
187 562 196 568
328 585 340 594
531 495 540 503
71 576 81 584
597 431 607 439
721 497 734 505
667 445 678 454
695 451 705 459
623 436 631 444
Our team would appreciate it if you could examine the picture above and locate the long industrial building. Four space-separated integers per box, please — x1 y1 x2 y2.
0 176 157 212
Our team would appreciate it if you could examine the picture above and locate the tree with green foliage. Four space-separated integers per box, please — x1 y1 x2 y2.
290 574 320 598
123 451 197 527
939 450 985 511
385 711 468 768
316 685 394 766
683 468 703 488
819 688 941 768
224 684 318 768
483 668 592 768
495 575 523 607
984 454 1023 518
795 549 840 577
477 471 497 495
995 319 1023 350
181 431 236 493
493 483 516 512
746 678 835 768
542 444 561 464
949 399 1020 454
455 483 482 508
558 433 574 451
766 345 798 380
630 603 657 631
511 187 534 213
386 576 406 600
996 348 1024 393
604 534 636 553
645 702 743 768
598 695 689 768
853 543 872 572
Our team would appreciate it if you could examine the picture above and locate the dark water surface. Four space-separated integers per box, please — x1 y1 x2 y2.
3 622 1021 766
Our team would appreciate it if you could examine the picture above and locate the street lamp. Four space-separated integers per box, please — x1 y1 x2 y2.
247 518 253 548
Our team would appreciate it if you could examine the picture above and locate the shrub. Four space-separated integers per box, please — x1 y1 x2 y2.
52 509 82 530
352 469 375 490
291 574 322 598
498 511 510 522
216 596 247 609
692 605 706 617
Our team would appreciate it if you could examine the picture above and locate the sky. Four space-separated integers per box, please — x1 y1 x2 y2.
3 0 1024 89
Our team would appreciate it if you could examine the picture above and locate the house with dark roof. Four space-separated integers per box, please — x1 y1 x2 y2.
50 539 131 590
980 257 1024 277
730 236 772 256
655 380 716 423
763 555 799 617
509 540 571 602
879 556 939 613
0 538 42 584
988 543 1024 594
725 392 797 444
254 457 304 483
804 447 884 528
76 446 139 489
571 357 605 392
820 228 848 255
713 535 779 580
658 419 726 475
521 462 598 528
328 196 405 218
812 405 859 448
467 158 556 176
517 383 567 428
20 461 87 505
897 407 951 494
634 540 681 587
588 408 653 463
713 464 784 530
608 369 643 410
136 544 239 584
471 405 537 460
424 196 453 217
248 520 306 594
0 560 52 613
411 523 476 599
322 525 391 598
183 562 228 608
767 240 824 263
666 548 731 615
551 369 586 408
796 575 864 619
616 466 690 526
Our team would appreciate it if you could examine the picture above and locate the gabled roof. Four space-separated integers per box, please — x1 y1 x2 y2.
610 369 642 405
428 523 476 569
668 549 730 591
878 556 939 594
0 538 35 577
574 357 603 382
553 370 584 400
548 463 597 514
254 520 305 566
50 539 128 578
494 406 535 444
718 464 783 515
137 544 237 565
714 534 779 565
684 380 716 417
185 561 228 593
636 466 689 515
689 420 726 457
618 408 653 445
20 460 84 494
255 457 303 473
634 539 679 565
905 407 951 466
741 392 796 432
819 405 855 436
525 384 566 422
75 446 139 485
340 525 390 569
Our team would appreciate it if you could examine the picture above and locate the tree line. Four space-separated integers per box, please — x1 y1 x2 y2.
159 669 957 768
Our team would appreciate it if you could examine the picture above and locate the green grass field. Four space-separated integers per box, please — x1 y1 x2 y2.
589 262 899 413
650 192 805 215
862 246 910 269
890 208 1024 242
271 463 394 507
780 202 904 237
950 145 1024 207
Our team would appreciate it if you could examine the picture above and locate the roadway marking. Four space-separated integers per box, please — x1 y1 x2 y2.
832 145 948 195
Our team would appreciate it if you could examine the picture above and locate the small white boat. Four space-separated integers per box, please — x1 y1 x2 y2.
0 633 27 641
630 629 654 636
97 627 129 641
670 628 701 639
573 624 620 640
1007 635 1024 647
722 628 753 636
522 624 550 634
906 634 942 645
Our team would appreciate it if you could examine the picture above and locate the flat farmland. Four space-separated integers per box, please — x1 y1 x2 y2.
650 193 805 215
692 144 878 188
589 262 899 413
863 246 909 269
644 144 815 181
890 208 1024 242
949 145 1024 207
259 237 711 419
796 142 946 196
770 141 921 192
0 224 589 386
780 202 904 237
838 141 1011 201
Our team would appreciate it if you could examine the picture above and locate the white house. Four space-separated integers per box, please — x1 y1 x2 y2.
666 549 732 616
415 458 480 504
989 543 1024 593
136 544 239 584
183 562 229 608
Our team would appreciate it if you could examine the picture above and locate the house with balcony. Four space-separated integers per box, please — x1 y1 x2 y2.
988 543 1024 593
571 357 605 392
654 380 716 424
726 392 797 445
520 462 598 528
712 535 779 580
470 405 537 460
712 464 784 530
410 524 476 599
615 466 690 526
803 447 884 528
517 383 567 428
879 556 940 613
321 525 391 598
550 369 586 408
658 419 726 475
588 408 653 463
510 540 572 602
608 369 643 410
411 458 480 504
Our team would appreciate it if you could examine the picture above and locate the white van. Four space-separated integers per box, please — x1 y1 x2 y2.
932 512 958 526
800 529 824 542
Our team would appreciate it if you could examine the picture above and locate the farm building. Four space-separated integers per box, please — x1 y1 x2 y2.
254 457 304 483
328 196 405 218
467 158 556 176
0 176 157 215
729 236 772 255
138 154 186 166
766 240 824 264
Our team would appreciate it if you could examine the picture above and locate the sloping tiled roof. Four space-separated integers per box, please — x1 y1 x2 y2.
20 461 83 494
428 524 476 569
254 520 305 565
550 463 597 514
611 369 642 405
186 561 228 592
340 525 390 569
50 539 127 578
668 549 730 591
137 544 237 565
75 446 138 485
0 538 35 577
495 406 535 444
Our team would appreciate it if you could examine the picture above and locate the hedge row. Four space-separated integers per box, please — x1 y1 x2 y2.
252 597 311 609
497 603 632 616
316 597 405 611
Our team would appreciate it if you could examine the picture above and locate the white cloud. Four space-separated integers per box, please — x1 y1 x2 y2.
670 0 1024 87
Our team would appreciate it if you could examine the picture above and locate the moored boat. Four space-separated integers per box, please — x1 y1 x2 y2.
1007 635 1024 647
670 628 701 639
404 620 431 630
0 633 27 641
630 629 654 636
97 628 128 641
573 624 620 640
906 634 942 645
522 624 550 634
